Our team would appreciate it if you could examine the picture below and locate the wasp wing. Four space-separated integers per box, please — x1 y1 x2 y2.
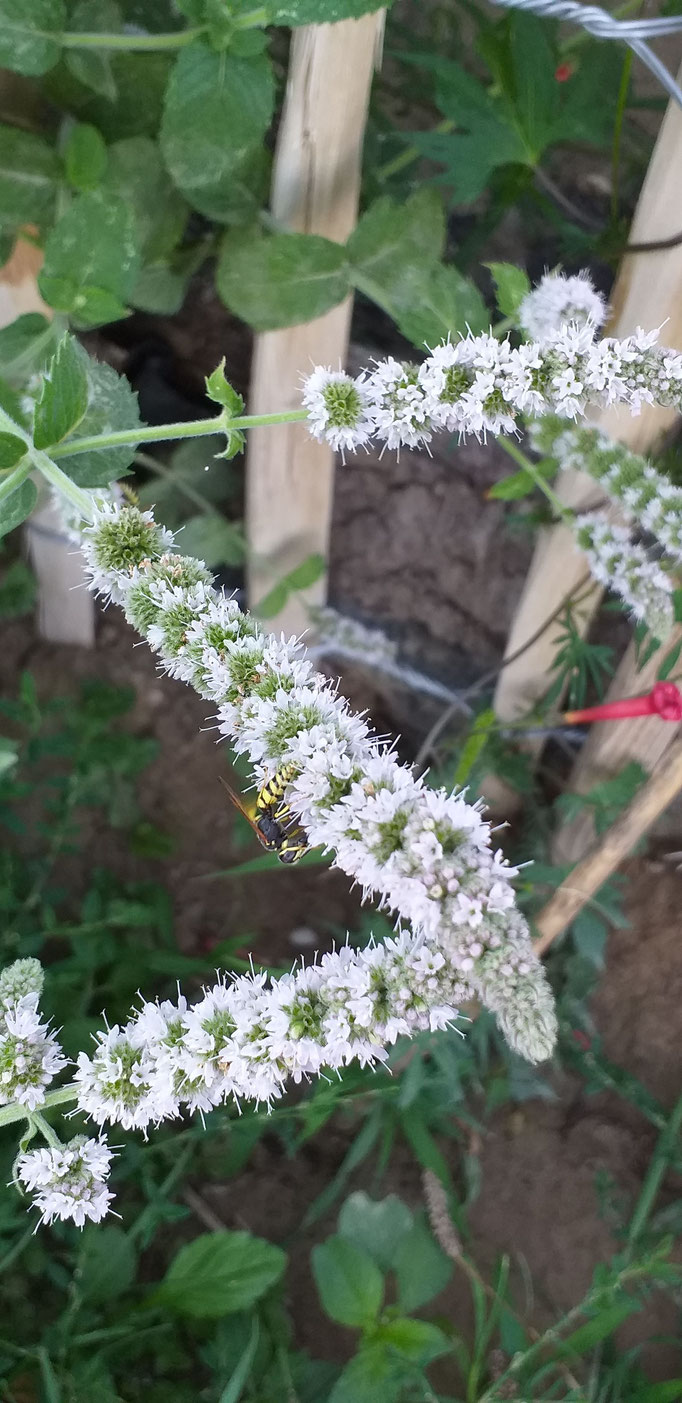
219 775 268 847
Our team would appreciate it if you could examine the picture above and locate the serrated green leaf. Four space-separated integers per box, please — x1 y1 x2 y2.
0 314 56 384
105 136 188 261
0 123 59 225
348 189 445 285
78 1225 137 1304
206 358 244 415
217 230 349 330
161 43 274 223
65 0 120 100
39 191 140 327
312 1236 383 1327
178 513 245 567
0 433 27 469
0 478 37 538
33 336 89 449
338 1193 413 1272
508 9 558 160
154 1231 286 1318
269 0 388 21
56 343 140 486
64 122 108 192
395 263 488 346
53 49 171 142
486 261 531 319
0 0 64 76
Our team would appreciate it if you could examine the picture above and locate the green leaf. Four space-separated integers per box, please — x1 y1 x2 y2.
394 1217 453 1312
0 313 57 384
0 558 36 617
558 1301 636 1356
571 909 607 969
217 230 349 330
328 1345 403 1403
0 478 37 538
57 344 141 486
39 191 140 327
64 122 108 192
657 638 682 681
78 1225 137 1304
0 433 27 468
395 263 488 347
131 263 187 316
0 123 59 224
486 261 531 319
65 0 119 100
105 136 188 261
255 553 326 618
161 43 274 223
347 189 445 289
33 335 89 449
218 1316 260 1403
269 0 388 20
374 1317 452 1365
0 0 64 76
178 514 245 567
337 1193 413 1272
154 1231 286 1319
554 44 625 148
206 359 244 416
508 10 558 159
488 457 556 501
311 1236 383 1327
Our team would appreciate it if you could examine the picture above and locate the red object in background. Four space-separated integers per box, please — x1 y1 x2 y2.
563 682 682 726
554 62 574 82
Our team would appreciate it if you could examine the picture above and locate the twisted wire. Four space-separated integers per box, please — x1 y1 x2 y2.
489 0 682 109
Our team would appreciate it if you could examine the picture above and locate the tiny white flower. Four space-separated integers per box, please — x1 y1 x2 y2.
518 272 607 343
302 367 375 453
0 993 66 1111
17 1136 115 1227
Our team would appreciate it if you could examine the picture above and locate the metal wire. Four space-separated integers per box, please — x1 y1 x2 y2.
489 0 682 110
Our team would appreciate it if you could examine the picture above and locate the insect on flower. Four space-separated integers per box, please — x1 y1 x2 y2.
219 773 309 865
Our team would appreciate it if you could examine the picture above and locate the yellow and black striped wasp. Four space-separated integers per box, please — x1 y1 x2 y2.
219 764 308 865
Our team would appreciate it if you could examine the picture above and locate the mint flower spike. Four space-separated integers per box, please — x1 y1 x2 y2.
575 513 675 641
529 418 682 567
517 271 607 344
302 366 375 454
60 495 557 1067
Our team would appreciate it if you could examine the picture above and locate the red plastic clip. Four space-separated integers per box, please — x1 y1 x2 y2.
563 682 682 726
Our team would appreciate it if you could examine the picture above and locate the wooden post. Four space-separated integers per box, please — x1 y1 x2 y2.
484 65 682 811
534 734 682 955
246 13 384 634
2 238 95 646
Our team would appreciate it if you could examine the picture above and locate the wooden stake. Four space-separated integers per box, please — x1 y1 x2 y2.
534 734 682 955
246 13 384 634
484 64 682 808
2 238 95 646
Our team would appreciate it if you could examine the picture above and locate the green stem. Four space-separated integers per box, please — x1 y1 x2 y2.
498 436 573 523
30 1110 63 1151
0 1084 78 1129
51 409 309 460
0 457 31 507
60 27 204 51
627 1092 682 1248
0 1224 35 1276
611 49 633 226
377 117 455 182
28 446 95 520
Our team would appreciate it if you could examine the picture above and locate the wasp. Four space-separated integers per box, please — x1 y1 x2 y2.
219 767 308 865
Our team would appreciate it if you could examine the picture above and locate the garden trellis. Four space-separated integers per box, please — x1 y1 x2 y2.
487 59 682 854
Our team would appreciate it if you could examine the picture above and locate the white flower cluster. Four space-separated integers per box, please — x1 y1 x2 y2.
65 496 556 1065
574 513 674 640
517 271 607 344
0 976 66 1111
303 320 682 453
75 933 469 1129
530 417 682 565
17 1136 114 1227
